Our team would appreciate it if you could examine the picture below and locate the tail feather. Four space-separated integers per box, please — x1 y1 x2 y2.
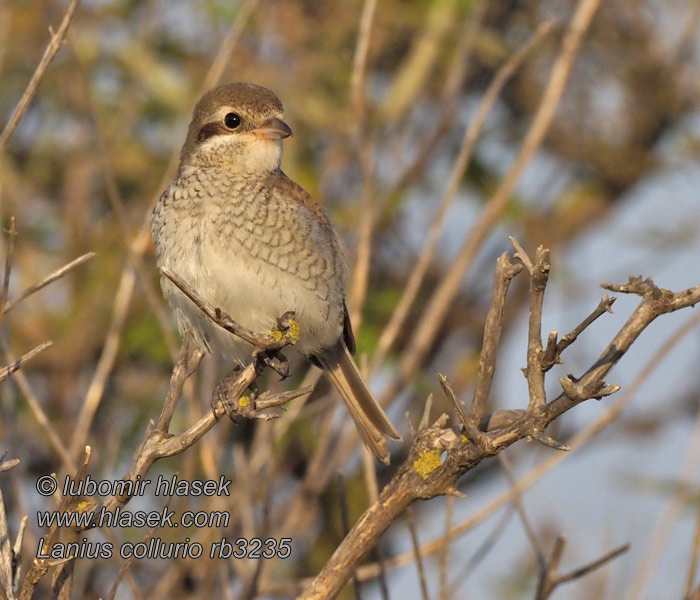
316 340 400 464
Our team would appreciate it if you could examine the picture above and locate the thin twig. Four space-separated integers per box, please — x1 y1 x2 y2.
92 328 308 518
536 536 566 600
391 1 487 195
437 494 454 600
0 217 17 332
555 543 629 585
685 499 700 599
160 266 293 351
70 266 137 457
498 453 546 572
626 395 700 600
537 537 629 599
1 341 75 473
0 341 52 384
0 481 14 600
337 475 363 600
19 446 91 600
406 507 430 600
438 374 489 452
2 252 95 315
542 293 616 370
0 0 81 155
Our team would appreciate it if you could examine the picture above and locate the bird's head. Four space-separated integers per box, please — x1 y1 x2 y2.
178 83 292 175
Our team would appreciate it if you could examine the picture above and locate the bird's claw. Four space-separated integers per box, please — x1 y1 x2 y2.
254 348 290 379
212 366 247 422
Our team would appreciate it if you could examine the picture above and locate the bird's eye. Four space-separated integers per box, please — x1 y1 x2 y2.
224 113 241 130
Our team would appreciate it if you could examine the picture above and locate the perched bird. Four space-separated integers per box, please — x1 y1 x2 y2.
151 83 400 463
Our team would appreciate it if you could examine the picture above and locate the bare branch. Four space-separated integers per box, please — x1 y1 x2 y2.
302 261 697 597
438 374 490 453
20 447 91 600
521 246 551 412
0 470 15 600
471 253 522 423
342 308 700 586
346 0 378 329
94 323 309 517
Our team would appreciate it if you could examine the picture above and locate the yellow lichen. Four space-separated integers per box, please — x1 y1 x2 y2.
269 319 300 344
461 432 469 443
238 395 251 408
75 501 91 512
284 319 300 343
413 450 442 480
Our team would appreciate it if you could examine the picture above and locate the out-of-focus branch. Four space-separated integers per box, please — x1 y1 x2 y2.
535 536 629 599
390 0 486 196
0 341 53 384
625 386 700 600
0 0 81 155
2 253 95 316
1 341 76 474
370 20 553 374
347 0 377 328
0 217 16 332
382 0 601 403
685 499 700 600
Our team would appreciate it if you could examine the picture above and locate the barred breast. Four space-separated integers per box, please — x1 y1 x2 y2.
151 167 347 364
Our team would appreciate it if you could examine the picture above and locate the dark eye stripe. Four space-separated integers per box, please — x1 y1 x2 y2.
197 122 227 143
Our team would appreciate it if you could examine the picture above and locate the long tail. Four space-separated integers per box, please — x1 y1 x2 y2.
316 340 401 464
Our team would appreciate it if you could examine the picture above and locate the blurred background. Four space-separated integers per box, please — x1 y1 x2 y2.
1 0 700 598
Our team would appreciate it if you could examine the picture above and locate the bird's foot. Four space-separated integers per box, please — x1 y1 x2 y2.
253 348 290 380
212 366 248 421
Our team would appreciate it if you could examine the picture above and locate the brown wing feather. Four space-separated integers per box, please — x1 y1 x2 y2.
342 302 356 356
267 171 333 231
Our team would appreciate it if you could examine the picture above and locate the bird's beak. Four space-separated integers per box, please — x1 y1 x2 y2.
252 117 293 140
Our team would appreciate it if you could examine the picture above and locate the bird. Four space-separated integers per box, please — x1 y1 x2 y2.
151 82 400 463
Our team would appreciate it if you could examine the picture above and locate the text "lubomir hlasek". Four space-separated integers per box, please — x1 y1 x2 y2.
59 474 231 497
